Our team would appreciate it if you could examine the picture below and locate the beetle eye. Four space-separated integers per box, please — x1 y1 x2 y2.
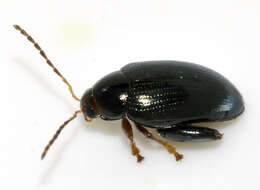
80 88 100 119
85 105 97 118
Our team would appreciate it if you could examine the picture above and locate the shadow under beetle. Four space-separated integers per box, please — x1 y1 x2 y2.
14 25 244 162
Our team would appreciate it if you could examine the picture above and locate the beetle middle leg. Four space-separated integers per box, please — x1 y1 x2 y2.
122 118 144 162
135 123 183 161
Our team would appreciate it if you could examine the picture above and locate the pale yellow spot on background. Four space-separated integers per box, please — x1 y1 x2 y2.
59 21 93 47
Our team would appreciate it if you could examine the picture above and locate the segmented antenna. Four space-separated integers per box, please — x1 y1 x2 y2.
14 25 83 159
13 25 80 101
41 110 82 160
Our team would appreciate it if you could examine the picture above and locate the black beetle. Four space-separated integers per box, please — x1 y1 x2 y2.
14 25 244 162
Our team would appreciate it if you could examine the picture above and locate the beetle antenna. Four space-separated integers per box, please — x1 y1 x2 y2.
41 110 82 160
13 24 80 101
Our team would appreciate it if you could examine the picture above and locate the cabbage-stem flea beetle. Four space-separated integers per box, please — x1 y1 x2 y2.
14 25 244 162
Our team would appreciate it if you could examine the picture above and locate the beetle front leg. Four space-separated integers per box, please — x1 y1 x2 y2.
122 118 144 162
135 123 183 161
157 125 223 142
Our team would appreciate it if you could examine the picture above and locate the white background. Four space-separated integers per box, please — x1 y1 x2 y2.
2 0 260 189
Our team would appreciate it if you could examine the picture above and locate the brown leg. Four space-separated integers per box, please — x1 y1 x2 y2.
135 123 183 161
122 118 144 163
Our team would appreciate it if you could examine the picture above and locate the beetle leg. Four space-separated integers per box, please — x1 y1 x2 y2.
135 123 183 161
122 118 144 163
157 125 223 142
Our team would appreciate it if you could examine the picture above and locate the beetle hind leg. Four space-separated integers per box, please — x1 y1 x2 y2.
135 123 183 161
122 118 144 162
157 124 223 142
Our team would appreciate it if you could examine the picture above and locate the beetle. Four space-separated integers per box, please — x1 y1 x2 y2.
14 25 244 162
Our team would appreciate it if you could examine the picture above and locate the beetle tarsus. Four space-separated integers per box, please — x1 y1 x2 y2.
161 141 183 161
137 156 144 162
215 132 224 140
175 153 183 161
131 143 144 162
122 118 145 163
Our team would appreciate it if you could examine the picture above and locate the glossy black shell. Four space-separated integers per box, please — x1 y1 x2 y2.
93 71 128 120
92 61 244 128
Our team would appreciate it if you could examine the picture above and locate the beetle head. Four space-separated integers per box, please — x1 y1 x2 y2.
80 88 99 121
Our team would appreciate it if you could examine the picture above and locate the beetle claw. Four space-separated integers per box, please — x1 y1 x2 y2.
216 132 224 140
137 155 145 163
175 153 183 161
